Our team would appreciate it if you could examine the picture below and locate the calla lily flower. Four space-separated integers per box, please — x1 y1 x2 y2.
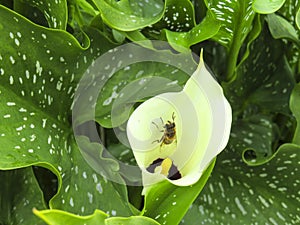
126 51 232 187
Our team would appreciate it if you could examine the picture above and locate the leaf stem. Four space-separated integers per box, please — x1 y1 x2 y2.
225 38 240 82
225 2 247 82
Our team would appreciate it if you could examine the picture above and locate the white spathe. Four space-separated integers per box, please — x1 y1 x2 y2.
127 52 232 187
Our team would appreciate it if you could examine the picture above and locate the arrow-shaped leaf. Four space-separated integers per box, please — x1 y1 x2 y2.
0 5 132 219
181 143 300 224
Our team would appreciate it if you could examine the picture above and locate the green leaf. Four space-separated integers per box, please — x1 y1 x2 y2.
224 23 295 117
14 0 68 29
223 22 295 164
229 115 278 165
0 5 132 217
277 0 300 74
0 4 82 167
253 0 286 14
0 167 47 225
290 83 300 145
279 0 300 23
296 7 300 30
265 13 300 46
112 29 126 43
34 209 160 225
123 30 154 47
74 135 131 186
164 12 221 51
34 209 107 225
201 14 262 82
143 160 215 225
206 0 256 49
181 144 300 224
49 140 132 216
148 0 196 33
93 0 165 31
93 49 192 128
204 0 256 80
105 216 160 225
13 0 49 28
237 14 263 68
68 0 99 32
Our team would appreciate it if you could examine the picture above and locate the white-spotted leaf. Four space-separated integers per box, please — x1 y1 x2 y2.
0 5 132 219
205 0 256 49
204 0 257 80
253 0 286 14
164 12 221 51
14 0 68 29
93 0 165 31
95 61 189 128
146 0 196 36
181 144 300 224
224 22 295 163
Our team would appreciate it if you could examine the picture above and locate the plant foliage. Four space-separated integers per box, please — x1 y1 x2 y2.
0 0 299 224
